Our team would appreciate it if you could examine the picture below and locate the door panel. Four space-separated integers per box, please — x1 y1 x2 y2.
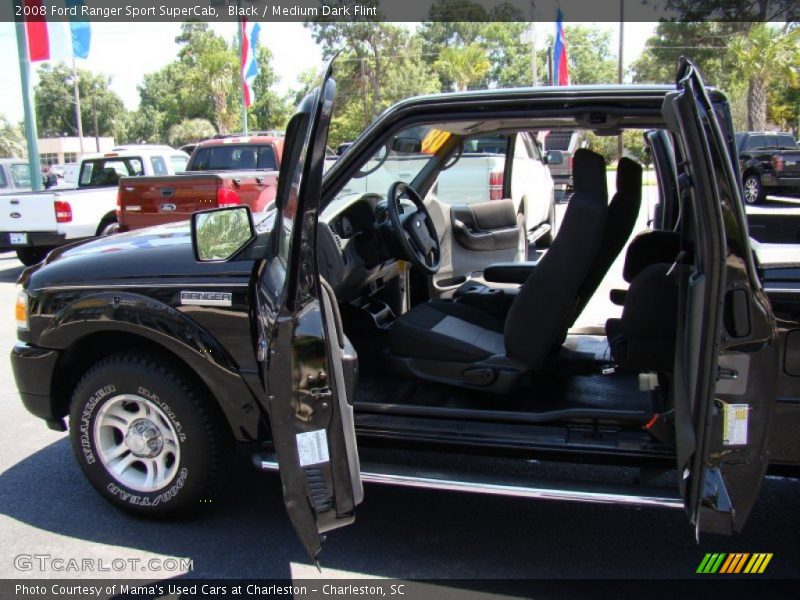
669 58 777 536
256 61 362 561
426 197 522 295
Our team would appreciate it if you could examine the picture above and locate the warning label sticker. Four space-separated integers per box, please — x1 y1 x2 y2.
723 403 749 446
296 429 330 467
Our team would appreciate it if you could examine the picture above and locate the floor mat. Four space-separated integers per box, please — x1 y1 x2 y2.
560 334 611 364
367 372 655 416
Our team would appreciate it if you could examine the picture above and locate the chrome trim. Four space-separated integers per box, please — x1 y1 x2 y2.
37 282 249 292
258 460 684 509
764 287 800 294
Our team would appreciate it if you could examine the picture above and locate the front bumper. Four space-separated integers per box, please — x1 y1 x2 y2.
10 342 65 431
1 231 66 248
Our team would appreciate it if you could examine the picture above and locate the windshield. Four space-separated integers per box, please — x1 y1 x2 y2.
190 145 276 171
9 163 33 188
323 124 453 219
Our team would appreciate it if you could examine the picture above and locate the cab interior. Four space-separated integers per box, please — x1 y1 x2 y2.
318 111 697 450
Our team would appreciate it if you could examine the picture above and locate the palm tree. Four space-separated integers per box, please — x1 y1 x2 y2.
0 116 26 158
435 43 491 92
168 119 216 148
729 24 800 131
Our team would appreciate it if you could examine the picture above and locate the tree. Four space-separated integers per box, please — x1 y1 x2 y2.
306 15 440 145
630 22 743 89
175 23 240 134
729 24 800 131
418 6 531 89
662 0 798 22
0 115 26 158
135 22 286 142
168 118 216 147
248 46 292 131
435 44 491 91
34 62 126 140
557 26 617 85
768 79 800 134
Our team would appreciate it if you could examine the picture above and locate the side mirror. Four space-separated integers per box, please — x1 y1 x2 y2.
545 150 564 165
191 206 256 262
392 136 422 154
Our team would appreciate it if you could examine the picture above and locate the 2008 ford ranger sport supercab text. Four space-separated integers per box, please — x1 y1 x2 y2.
11 59 800 561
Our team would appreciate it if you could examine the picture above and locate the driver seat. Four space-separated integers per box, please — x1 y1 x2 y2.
388 149 609 393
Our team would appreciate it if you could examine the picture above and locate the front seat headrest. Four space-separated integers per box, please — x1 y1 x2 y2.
572 148 608 197
616 156 643 196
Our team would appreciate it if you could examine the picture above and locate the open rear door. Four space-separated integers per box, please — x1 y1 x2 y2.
667 58 778 536
256 61 363 561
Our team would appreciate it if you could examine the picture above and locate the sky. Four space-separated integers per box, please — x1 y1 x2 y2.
0 21 656 125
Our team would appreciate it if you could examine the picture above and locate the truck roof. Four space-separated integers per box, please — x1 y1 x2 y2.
80 147 189 161
196 135 284 149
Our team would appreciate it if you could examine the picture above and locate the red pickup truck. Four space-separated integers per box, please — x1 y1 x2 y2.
117 133 283 232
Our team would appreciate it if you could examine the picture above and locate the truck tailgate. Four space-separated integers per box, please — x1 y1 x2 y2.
0 192 57 232
118 171 278 231
118 175 221 230
779 151 800 176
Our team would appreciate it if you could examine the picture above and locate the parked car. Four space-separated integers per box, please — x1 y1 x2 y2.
0 158 56 194
541 129 587 197
335 142 353 156
735 131 800 204
12 59 799 562
0 145 188 265
116 134 284 232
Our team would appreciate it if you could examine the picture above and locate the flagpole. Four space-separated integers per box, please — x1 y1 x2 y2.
238 12 248 135
72 58 84 155
14 1 43 191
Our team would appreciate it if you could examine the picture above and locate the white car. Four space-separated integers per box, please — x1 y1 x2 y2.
0 145 189 265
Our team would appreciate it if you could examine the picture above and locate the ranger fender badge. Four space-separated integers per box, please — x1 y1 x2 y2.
180 291 232 307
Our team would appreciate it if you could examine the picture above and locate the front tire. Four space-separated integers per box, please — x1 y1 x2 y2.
743 174 765 205
69 352 232 517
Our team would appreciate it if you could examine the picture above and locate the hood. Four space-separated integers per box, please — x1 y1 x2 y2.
23 220 259 291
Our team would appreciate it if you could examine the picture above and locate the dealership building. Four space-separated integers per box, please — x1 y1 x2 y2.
37 136 115 167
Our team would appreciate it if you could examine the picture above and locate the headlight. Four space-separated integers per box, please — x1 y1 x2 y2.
15 287 29 330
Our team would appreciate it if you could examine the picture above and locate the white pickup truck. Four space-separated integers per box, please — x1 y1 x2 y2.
336 131 555 245
0 145 189 265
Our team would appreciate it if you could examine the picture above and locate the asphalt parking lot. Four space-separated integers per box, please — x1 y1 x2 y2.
0 184 799 585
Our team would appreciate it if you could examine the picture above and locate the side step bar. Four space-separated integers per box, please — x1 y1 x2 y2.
257 457 683 510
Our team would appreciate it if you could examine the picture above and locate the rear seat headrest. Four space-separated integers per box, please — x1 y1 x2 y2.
623 230 684 283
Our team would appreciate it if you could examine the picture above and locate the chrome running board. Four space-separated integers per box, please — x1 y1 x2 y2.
257 457 683 510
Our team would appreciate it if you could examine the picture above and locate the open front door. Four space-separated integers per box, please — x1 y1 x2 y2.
667 58 777 536
256 62 363 561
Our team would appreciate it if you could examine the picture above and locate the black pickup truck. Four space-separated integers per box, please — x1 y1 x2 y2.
11 59 800 561
736 131 800 204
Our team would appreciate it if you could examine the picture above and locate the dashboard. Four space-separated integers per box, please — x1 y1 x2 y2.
318 193 399 302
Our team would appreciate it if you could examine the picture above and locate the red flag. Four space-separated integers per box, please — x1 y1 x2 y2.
24 0 50 62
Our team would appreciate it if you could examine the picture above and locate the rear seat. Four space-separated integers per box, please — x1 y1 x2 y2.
606 229 690 373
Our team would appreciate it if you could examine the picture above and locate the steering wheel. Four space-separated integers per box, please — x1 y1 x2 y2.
387 181 440 274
